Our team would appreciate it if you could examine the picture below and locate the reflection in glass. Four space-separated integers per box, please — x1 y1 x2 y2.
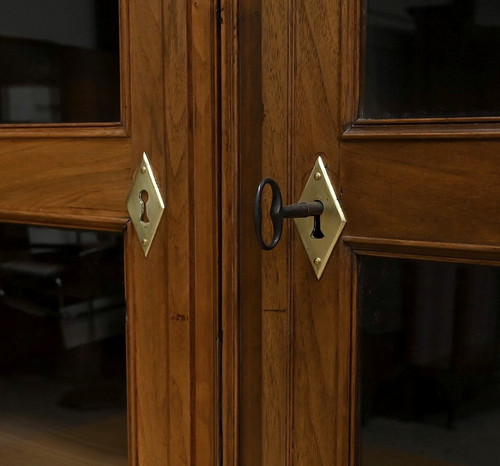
362 0 500 118
0 0 120 124
0 224 127 464
358 257 500 465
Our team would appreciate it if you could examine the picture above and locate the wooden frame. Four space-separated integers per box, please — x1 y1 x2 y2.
221 0 348 463
345 242 500 465
221 0 500 465
0 0 131 139
339 5 500 461
0 0 220 464
340 0 500 139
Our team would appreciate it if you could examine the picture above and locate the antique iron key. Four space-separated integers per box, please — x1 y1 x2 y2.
254 178 324 250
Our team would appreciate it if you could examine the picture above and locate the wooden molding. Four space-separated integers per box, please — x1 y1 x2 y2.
0 209 127 232
344 120 500 139
0 0 131 140
119 0 131 136
0 123 128 139
340 0 362 130
340 0 500 139
343 236 500 264
220 0 240 463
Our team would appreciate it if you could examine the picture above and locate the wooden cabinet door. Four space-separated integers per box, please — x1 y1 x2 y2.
224 0 500 464
0 1 219 465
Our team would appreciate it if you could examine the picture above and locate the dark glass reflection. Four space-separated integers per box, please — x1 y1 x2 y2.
0 0 120 124
362 0 500 118
359 257 500 465
0 224 127 464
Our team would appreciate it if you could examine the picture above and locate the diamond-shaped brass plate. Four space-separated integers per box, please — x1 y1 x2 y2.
294 156 346 279
126 153 165 257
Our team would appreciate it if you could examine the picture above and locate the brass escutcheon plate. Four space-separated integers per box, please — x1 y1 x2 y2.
294 156 346 279
126 153 165 257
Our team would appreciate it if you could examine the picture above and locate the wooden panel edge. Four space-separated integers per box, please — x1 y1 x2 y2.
192 0 220 463
346 246 359 466
220 0 240 464
123 0 170 461
0 124 128 139
162 0 191 463
0 209 128 231
337 243 356 466
343 122 500 139
357 116 500 124
119 0 132 136
343 236 500 263
124 227 139 466
340 0 361 130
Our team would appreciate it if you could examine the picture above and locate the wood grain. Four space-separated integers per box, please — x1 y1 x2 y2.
0 124 127 139
127 0 220 464
237 0 264 462
232 0 347 463
0 138 131 225
341 140 500 247
126 1 170 464
219 0 240 466
192 0 220 463
261 0 291 463
291 0 343 463
220 0 240 463
229 0 347 463
345 121 500 139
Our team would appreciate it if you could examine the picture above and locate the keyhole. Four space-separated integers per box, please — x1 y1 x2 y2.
310 214 325 239
140 190 150 223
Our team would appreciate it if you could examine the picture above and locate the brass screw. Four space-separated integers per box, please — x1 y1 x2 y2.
141 166 147 174
314 257 322 266
314 172 322 181
142 238 148 245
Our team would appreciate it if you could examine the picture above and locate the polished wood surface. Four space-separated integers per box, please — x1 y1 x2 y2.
129 0 220 463
226 0 347 464
126 0 220 464
224 0 500 465
345 121 500 138
220 0 240 463
0 0 220 464
341 140 500 247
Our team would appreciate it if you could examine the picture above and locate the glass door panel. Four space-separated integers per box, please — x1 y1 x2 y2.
0 0 120 124
0 223 127 465
358 256 500 465
362 0 500 119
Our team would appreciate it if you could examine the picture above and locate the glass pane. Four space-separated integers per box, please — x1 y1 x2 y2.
0 224 127 464
0 0 120 124
358 257 500 465
362 0 500 119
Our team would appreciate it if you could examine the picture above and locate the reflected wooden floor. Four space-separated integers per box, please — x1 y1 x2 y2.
0 372 127 465
363 445 455 466
0 414 127 466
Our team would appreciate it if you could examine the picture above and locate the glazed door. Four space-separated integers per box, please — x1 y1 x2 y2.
0 1 219 465
225 0 500 464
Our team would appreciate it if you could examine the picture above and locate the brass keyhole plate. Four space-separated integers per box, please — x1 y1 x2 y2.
126 153 165 257
293 156 346 279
